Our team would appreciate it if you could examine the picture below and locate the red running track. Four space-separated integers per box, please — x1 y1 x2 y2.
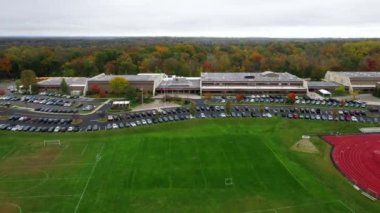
322 134 380 197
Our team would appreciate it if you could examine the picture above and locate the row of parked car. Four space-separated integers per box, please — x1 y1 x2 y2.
213 95 367 108
8 115 73 125
295 98 366 108
1 95 76 107
35 107 80 114
38 92 79 99
0 124 80 132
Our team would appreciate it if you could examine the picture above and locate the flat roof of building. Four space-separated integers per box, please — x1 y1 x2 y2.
158 77 200 89
202 85 307 90
88 73 164 82
328 71 380 78
201 71 302 82
38 77 88 87
307 81 340 87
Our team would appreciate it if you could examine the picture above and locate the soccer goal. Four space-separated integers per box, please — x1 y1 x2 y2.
44 140 62 147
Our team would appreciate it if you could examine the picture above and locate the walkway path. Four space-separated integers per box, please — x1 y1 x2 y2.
131 100 180 112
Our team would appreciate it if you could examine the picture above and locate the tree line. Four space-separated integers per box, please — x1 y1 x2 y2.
1 39 380 80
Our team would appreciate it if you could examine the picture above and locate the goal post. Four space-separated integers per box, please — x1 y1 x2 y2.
43 140 61 147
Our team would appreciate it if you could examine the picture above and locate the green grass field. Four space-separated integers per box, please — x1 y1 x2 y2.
0 118 379 212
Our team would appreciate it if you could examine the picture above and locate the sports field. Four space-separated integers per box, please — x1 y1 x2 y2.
0 118 379 212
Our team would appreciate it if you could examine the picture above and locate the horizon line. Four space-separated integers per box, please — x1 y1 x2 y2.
0 35 380 39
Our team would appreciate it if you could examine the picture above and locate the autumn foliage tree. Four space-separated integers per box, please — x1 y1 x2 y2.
235 94 245 102
2 39 380 80
287 92 297 104
90 84 101 94
109 77 128 95
20 69 37 92
0 88 5 96
0 57 11 77
99 90 107 98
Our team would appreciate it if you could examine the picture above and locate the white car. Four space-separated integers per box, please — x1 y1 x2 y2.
112 123 119 129
351 116 358 122
141 119 147 125
54 126 60 132
263 113 272 118
220 113 226 118
67 126 74 132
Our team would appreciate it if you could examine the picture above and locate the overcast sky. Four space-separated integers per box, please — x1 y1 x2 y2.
1 0 380 37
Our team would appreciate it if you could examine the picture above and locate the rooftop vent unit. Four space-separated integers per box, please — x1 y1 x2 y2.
244 76 255 79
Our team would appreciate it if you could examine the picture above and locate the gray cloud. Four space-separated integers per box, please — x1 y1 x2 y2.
0 0 379 37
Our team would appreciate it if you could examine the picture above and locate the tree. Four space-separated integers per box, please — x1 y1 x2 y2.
0 88 5 96
99 89 107 98
20 70 37 92
15 80 21 91
203 94 212 102
0 57 11 77
339 99 346 107
110 77 128 95
89 83 100 95
373 86 380 98
31 84 39 94
332 109 338 118
351 90 359 100
190 101 196 116
125 86 138 101
334 85 346 96
60 78 69 94
62 68 76 77
287 92 297 104
226 101 232 114
235 94 244 102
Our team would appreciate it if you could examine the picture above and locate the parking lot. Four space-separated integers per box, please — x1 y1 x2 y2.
1 99 379 133
0 93 102 114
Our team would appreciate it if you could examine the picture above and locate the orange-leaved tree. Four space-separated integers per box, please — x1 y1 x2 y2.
287 92 297 104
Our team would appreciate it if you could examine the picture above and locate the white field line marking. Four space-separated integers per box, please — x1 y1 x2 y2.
234 141 268 190
0 202 23 213
0 162 95 169
0 176 86 183
52 145 69 163
80 144 88 156
0 194 80 199
168 140 173 188
219 141 235 189
74 143 105 213
128 141 142 193
245 200 350 213
337 200 355 213
196 140 207 188
262 141 307 191
2 146 16 159
0 171 49 194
